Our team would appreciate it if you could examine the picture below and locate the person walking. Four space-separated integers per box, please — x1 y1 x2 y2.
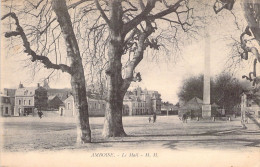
38 111 43 119
148 116 151 123
182 113 187 123
153 113 157 123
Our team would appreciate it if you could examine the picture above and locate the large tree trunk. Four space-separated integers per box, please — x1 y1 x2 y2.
52 0 91 143
71 72 91 143
102 0 127 137
103 81 126 137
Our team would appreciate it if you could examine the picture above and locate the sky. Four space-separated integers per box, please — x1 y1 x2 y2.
0 1 257 104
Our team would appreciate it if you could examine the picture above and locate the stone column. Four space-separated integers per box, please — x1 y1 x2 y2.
241 93 247 123
202 31 211 118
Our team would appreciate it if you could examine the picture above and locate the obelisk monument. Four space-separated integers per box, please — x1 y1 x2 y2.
202 31 211 118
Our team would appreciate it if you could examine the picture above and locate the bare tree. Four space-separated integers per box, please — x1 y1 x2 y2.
2 0 201 140
94 0 197 137
1 0 92 143
213 0 260 90
241 1 260 88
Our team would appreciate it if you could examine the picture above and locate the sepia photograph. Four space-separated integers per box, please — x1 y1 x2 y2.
0 0 259 166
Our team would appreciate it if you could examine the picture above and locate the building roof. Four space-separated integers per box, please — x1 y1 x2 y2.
180 97 203 110
48 95 58 101
161 103 179 110
47 88 71 101
15 87 37 96
4 88 16 97
212 102 220 108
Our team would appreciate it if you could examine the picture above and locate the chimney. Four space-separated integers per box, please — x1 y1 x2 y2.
37 83 40 88
19 82 24 88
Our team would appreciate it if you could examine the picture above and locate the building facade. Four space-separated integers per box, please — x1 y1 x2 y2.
178 97 203 118
161 102 179 115
60 95 107 117
123 87 161 116
1 94 12 116
3 88 16 115
14 83 47 116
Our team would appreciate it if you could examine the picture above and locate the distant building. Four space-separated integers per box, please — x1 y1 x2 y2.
14 83 47 116
59 87 161 117
59 94 107 117
47 95 64 110
1 94 12 116
43 81 71 101
3 88 16 115
62 95 75 116
161 102 179 115
88 95 107 116
178 97 203 118
46 88 71 101
123 87 161 116
179 97 222 118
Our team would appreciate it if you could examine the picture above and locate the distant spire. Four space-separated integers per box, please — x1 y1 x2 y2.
18 82 24 88
43 79 50 89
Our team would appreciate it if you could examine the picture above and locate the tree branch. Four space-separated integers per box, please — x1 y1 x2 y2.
146 0 183 20
122 0 158 35
95 0 111 27
39 0 93 36
68 0 91 9
121 22 154 91
25 0 44 9
1 12 72 74
240 26 260 62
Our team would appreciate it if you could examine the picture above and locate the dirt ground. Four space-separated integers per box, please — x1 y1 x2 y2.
1 115 260 151
1 115 260 167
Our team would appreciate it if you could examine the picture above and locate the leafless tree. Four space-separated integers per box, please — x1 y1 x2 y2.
2 0 204 140
93 0 200 137
213 0 260 90
1 0 93 143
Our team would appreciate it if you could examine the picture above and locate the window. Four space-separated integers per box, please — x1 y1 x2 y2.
5 107 8 114
95 103 97 109
19 100 21 105
68 103 70 110
103 104 105 109
29 100 31 105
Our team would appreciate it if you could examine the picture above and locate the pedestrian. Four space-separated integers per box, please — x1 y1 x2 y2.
38 111 43 119
148 116 151 123
153 113 157 123
182 114 187 123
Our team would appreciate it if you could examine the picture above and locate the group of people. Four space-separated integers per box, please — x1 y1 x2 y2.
148 113 157 123
34 108 43 119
